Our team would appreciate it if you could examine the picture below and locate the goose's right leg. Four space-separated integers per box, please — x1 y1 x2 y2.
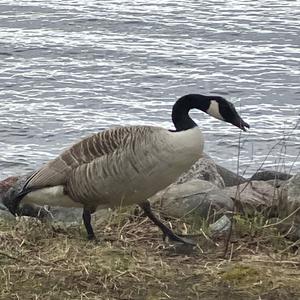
82 208 96 240
139 200 196 246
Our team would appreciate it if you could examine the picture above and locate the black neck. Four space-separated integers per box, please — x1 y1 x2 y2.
171 94 210 131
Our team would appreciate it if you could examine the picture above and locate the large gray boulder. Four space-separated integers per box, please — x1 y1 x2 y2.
250 170 293 182
215 163 247 187
278 173 300 238
223 180 280 217
152 179 233 221
176 156 225 188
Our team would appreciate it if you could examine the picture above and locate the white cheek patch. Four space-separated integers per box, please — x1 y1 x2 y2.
207 100 224 121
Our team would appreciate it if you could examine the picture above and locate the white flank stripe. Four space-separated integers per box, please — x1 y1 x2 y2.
22 186 83 208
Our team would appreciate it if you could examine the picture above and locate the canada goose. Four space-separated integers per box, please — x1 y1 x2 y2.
4 94 249 244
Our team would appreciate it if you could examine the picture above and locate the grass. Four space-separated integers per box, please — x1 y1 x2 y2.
0 208 299 300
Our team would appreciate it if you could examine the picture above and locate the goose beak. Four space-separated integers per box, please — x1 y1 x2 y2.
233 117 250 132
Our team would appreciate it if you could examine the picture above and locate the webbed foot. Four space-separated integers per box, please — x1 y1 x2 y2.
139 200 197 246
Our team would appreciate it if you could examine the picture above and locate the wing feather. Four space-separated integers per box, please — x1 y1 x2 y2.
23 126 149 190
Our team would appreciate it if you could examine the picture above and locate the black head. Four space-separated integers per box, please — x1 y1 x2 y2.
172 94 250 132
205 96 250 131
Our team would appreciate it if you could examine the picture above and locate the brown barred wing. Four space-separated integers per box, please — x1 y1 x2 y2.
23 126 139 190
64 126 164 207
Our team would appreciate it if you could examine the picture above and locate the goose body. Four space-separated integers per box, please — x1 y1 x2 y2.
5 93 249 242
22 126 203 210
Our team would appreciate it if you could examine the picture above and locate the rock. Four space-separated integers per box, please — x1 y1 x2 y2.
0 175 47 218
177 156 225 188
265 179 287 188
152 179 233 221
0 176 20 199
284 174 300 214
278 173 300 239
0 175 22 214
215 164 247 187
209 215 232 236
250 170 292 181
0 177 19 221
0 209 16 222
45 207 83 225
223 181 280 217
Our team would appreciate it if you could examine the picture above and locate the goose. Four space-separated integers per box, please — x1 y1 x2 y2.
4 94 249 244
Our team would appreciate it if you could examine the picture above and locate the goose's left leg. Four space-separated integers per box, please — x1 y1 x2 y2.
82 208 96 240
139 200 196 246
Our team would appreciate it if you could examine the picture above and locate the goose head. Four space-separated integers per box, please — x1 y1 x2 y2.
205 96 250 131
172 94 250 131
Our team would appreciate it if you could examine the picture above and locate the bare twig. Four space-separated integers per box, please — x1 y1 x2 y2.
262 206 300 228
223 108 244 258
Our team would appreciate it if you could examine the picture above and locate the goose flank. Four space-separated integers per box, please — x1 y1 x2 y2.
4 94 249 244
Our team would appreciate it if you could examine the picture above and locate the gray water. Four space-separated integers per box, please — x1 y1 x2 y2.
0 0 299 180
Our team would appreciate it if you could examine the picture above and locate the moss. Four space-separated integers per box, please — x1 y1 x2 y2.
221 264 260 285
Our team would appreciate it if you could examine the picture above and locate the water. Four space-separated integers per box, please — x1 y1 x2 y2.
0 0 299 180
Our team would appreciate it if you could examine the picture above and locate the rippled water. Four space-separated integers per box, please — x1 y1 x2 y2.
0 0 299 180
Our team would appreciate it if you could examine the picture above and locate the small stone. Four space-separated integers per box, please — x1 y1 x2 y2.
209 215 232 235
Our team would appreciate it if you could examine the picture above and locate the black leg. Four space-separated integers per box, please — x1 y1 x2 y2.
82 209 96 240
139 200 196 245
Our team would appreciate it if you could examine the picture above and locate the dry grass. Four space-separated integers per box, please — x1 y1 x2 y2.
0 210 299 300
